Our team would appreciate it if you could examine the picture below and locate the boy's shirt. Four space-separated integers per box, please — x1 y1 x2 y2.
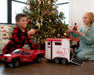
3 27 34 54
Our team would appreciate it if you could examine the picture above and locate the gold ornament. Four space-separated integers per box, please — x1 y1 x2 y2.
51 29 56 34
48 0 51 4
39 1 41 4
57 34 60 37
55 10 58 14
36 22 41 29
48 26 51 29
45 0 47 2
54 4 57 9
64 33 67 36
49 19 52 22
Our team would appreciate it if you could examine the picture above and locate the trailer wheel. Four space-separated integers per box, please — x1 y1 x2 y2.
61 58 68 65
54 58 60 64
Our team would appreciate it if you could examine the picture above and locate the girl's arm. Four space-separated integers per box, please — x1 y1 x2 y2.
70 27 83 38
80 29 94 45
70 31 80 38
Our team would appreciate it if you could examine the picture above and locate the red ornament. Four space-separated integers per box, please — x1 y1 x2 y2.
58 24 60 26
52 19 55 22
28 19 32 23
44 11 47 13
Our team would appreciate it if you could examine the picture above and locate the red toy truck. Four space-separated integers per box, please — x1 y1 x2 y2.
2 48 45 68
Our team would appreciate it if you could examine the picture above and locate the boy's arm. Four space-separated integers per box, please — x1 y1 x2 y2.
13 29 20 42
27 25 39 35
27 29 37 35
27 34 34 50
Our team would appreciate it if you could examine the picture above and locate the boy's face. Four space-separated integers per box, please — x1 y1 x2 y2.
16 17 27 29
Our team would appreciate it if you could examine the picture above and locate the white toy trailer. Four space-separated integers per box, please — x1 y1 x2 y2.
45 38 71 64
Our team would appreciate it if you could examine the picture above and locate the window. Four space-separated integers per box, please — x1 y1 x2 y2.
0 0 7 23
12 1 27 23
16 0 27 2
23 52 30 55
48 42 51 45
56 0 69 24
12 49 22 54
0 0 69 24
55 42 62 45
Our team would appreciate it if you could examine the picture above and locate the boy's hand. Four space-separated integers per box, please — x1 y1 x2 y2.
28 29 37 35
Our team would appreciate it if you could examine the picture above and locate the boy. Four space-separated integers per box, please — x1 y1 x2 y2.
2 13 36 55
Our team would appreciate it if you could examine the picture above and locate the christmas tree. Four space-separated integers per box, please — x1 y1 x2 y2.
23 0 69 43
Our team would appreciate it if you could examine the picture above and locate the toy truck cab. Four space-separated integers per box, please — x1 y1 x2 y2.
2 48 45 68
45 38 71 64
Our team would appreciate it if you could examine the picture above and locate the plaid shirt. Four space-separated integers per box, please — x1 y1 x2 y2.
3 27 34 54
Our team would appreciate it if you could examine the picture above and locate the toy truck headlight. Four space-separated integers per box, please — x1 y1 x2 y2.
7 58 11 60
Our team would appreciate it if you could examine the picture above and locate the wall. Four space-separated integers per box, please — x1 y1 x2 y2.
69 0 94 29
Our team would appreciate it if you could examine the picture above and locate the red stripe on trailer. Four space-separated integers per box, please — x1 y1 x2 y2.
46 38 70 41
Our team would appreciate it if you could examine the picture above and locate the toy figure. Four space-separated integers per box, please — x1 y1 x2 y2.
72 23 78 31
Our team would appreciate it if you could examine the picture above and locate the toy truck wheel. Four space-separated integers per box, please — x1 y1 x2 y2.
36 54 43 63
61 58 68 65
14 60 20 68
9 60 20 68
54 58 60 64
8 63 14 68
37 57 42 63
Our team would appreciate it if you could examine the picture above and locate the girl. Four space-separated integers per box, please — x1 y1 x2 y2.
70 12 94 60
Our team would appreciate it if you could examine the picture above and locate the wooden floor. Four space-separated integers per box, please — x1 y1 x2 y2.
0 61 94 75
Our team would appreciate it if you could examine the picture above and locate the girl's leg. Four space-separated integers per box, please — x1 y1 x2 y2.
77 49 94 60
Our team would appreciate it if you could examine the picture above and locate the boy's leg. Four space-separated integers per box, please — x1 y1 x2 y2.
77 49 94 60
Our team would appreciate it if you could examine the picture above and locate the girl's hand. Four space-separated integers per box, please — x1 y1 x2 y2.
73 30 83 37
28 29 37 35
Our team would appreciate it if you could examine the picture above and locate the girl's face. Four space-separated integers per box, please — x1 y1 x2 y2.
83 14 90 25
16 17 27 29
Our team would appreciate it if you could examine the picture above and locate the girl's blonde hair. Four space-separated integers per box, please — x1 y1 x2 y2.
86 12 94 25
85 12 94 35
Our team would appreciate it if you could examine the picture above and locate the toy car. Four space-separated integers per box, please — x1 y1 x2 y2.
2 48 45 68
